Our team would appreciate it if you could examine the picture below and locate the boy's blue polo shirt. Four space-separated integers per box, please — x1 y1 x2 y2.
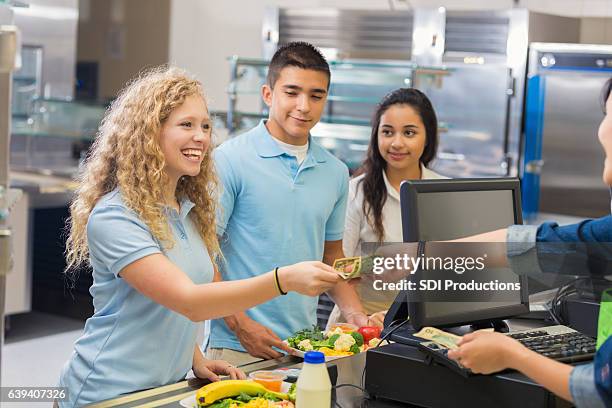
58 190 214 407
209 120 349 351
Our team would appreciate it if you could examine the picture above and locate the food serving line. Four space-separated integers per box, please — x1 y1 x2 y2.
89 318 569 408
90 353 371 408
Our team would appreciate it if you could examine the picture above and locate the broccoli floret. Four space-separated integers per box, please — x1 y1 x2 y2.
349 344 361 354
350 332 364 347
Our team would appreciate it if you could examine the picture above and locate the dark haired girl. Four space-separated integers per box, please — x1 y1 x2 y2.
328 88 448 326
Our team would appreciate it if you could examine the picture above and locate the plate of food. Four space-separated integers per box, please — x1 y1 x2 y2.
180 379 295 408
285 324 382 361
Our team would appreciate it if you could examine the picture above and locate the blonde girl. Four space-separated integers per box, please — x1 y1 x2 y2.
58 66 339 407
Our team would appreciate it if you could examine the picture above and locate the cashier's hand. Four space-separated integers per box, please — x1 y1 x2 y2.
447 331 527 374
235 317 293 360
193 359 246 382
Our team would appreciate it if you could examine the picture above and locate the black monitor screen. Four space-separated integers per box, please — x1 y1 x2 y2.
400 178 529 328
415 190 515 241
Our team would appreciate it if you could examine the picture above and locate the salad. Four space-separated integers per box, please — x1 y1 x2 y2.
286 325 382 357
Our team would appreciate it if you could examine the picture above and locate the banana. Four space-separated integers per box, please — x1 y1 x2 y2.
196 379 289 407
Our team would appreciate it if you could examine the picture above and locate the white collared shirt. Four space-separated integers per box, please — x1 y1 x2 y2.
343 165 448 256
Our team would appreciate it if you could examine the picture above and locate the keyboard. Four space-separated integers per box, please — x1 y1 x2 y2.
507 325 596 363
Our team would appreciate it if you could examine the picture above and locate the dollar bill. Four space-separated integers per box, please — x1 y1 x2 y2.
333 257 362 279
359 255 379 276
414 327 462 350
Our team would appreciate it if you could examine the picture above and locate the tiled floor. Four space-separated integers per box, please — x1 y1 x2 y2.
2 311 84 408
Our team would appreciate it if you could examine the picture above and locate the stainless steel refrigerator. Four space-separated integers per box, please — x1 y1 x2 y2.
523 43 612 218
262 7 585 185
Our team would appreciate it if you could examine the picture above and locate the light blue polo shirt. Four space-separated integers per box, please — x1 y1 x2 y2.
58 189 213 407
209 120 349 351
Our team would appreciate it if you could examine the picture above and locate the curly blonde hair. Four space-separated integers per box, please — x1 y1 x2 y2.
65 66 220 274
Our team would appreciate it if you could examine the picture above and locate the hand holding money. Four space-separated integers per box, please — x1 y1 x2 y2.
414 326 462 350
447 330 527 374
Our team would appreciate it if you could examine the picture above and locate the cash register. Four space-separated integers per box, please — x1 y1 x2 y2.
364 178 597 407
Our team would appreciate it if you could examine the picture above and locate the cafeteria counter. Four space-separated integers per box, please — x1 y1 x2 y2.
91 353 369 408
91 319 574 408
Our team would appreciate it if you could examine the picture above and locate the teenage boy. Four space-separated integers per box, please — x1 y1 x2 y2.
206 42 368 365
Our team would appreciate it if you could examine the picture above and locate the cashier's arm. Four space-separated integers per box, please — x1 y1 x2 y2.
323 240 368 325
120 253 279 322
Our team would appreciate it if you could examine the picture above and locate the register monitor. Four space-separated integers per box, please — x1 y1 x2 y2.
397 178 529 330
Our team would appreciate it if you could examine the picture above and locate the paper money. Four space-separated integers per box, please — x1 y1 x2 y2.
333 257 362 279
414 327 462 350
359 255 378 276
